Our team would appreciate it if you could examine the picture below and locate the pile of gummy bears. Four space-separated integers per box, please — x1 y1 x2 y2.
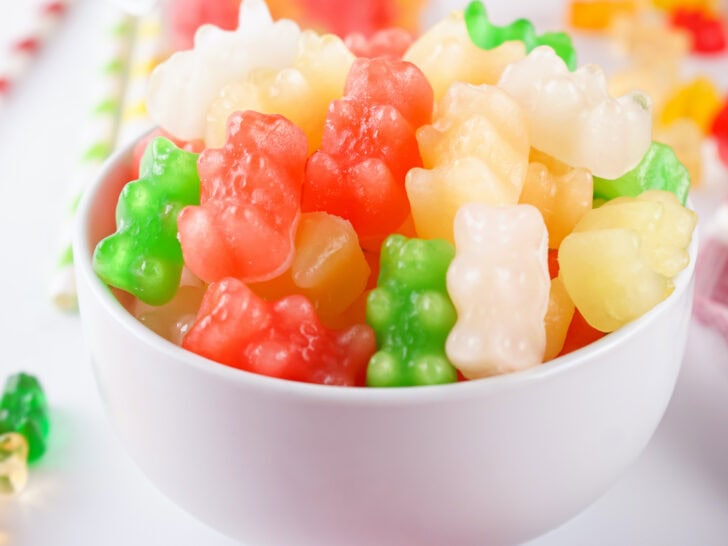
0 373 50 495
93 0 697 388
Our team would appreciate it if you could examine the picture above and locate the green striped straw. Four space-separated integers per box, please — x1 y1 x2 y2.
50 12 135 311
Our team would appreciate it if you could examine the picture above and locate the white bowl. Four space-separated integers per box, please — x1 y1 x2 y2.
74 141 697 546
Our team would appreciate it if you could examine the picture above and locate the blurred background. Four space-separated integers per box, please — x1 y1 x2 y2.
0 0 727 544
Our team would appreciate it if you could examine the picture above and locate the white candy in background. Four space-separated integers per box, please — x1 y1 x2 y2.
146 0 301 141
446 204 550 379
498 46 653 180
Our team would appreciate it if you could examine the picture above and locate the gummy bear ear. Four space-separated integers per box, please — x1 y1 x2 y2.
238 0 274 30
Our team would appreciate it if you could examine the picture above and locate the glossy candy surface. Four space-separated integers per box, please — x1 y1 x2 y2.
344 28 414 59
446 204 549 379
0 432 29 495
0 373 49 462
183 278 376 385
498 47 652 179
94 137 200 305
407 82 530 242
659 77 722 134
593 142 691 204
179 111 308 284
366 235 458 387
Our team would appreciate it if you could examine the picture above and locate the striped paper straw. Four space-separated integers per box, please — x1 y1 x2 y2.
117 9 164 147
0 0 70 107
49 13 135 311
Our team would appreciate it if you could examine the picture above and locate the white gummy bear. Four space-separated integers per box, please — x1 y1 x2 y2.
497 46 652 179
147 0 301 140
446 203 549 379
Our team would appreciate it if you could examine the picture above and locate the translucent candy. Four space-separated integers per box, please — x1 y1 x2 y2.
544 277 576 361
498 47 653 179
406 83 530 242
250 212 371 327
559 191 697 332
147 0 301 140
609 12 690 65
0 373 49 463
659 77 722 134
403 11 526 101
655 119 703 187
344 28 414 59
519 150 593 249
608 61 681 117
134 285 208 346
569 0 637 31
206 31 354 152
446 204 550 379
366 235 458 387
0 433 29 495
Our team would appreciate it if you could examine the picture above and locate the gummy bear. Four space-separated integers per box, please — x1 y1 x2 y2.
446 204 550 379
134 285 208 346
302 57 432 243
179 111 308 284
183 278 376 386
569 0 637 31
0 373 49 463
655 119 703 187
465 1 577 69
652 0 719 11
250 212 371 327
344 28 414 59
206 30 355 152
162 0 240 51
544 277 576 361
519 149 593 249
670 8 727 54
0 432 28 495
131 129 204 180
659 77 722 134
406 82 530 242
366 235 458 387
403 10 526 101
94 137 201 306
593 142 691 204
147 0 301 140
559 191 697 332
498 46 652 179
609 12 690 66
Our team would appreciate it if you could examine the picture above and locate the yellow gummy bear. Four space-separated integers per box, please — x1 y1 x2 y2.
559 190 697 332
250 212 370 327
206 30 354 152
403 11 526 102
135 285 208 346
544 276 575 361
569 0 638 32
655 118 703 187
659 77 722 134
406 82 530 242
519 149 593 249
652 0 719 13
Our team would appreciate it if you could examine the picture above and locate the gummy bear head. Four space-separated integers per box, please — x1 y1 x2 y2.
380 235 454 292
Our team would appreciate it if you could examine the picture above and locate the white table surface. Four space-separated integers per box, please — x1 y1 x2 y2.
0 1 727 545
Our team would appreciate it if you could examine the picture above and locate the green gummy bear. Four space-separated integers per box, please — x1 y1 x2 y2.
93 137 201 306
0 373 49 463
464 1 577 70
593 142 690 205
366 235 458 387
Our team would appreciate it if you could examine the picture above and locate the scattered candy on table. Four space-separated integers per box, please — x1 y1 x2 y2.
0 373 50 467
92 1 702 387
0 432 29 495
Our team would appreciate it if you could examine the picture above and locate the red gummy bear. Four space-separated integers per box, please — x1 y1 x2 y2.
131 129 204 179
178 111 308 284
711 98 728 166
183 278 376 386
344 28 414 59
670 9 727 54
303 57 433 243
558 310 606 357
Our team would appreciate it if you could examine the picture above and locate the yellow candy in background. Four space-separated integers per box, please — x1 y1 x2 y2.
569 0 638 31
659 77 722 134
519 150 593 249
655 118 703 187
206 31 354 152
559 191 697 332
403 11 525 101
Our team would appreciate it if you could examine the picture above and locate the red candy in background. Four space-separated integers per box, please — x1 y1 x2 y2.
711 98 728 166
178 111 307 284
131 129 204 179
558 310 607 357
344 28 414 59
670 8 727 53
302 57 433 244
182 278 376 386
